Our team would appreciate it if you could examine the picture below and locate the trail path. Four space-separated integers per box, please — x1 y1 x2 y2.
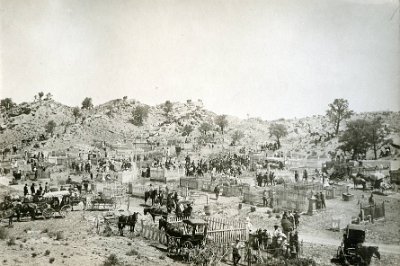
301 233 400 255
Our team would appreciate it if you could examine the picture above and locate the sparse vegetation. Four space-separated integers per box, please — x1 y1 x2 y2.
7 237 16 246
126 248 139 256
102 254 120 266
49 257 55 264
81 97 94 110
131 105 149 126
0 226 9 240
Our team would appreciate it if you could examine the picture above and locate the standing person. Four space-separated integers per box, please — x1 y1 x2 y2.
23 184 29 196
320 192 326 209
294 211 300 229
303 169 308 182
232 239 242 266
30 183 36 195
294 170 299 182
44 182 49 194
37 184 43 196
214 185 220 201
263 189 268 207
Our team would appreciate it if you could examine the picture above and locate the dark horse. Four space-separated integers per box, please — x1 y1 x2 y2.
356 246 380 266
144 206 168 222
352 176 367 191
117 212 140 236
144 190 158 205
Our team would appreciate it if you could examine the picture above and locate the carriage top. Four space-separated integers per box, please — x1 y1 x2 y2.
345 224 366 243
42 191 70 198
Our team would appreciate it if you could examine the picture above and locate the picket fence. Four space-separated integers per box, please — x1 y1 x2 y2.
140 216 248 245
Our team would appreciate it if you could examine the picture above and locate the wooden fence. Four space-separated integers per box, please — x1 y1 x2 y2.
360 202 385 222
140 216 248 245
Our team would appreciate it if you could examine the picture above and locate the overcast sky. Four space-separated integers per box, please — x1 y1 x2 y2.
1 0 399 120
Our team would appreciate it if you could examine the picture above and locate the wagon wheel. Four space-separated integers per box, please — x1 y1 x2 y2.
43 207 54 219
60 205 72 218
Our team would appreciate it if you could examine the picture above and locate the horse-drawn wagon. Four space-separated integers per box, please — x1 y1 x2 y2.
332 224 380 265
159 218 208 259
88 194 116 211
41 191 73 218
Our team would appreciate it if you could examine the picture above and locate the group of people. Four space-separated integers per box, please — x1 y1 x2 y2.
23 182 49 197
233 211 301 265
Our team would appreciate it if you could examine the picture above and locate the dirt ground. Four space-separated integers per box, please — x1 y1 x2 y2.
1 175 400 266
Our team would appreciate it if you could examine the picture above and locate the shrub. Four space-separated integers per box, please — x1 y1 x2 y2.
275 214 281 219
126 249 138 256
32 253 37 258
0 226 9 240
49 257 55 264
44 250 51 256
41 228 49 234
7 237 16 246
102 254 119 266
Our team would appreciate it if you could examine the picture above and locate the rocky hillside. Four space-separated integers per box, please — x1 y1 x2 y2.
0 98 399 159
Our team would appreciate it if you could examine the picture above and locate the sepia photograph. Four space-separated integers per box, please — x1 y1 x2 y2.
0 0 399 265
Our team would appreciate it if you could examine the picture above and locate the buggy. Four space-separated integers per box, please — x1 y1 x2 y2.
333 224 367 265
41 191 72 219
160 218 208 258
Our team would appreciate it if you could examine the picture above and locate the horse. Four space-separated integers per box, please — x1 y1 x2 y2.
144 206 168 222
356 246 380 265
352 176 367 191
117 212 140 236
144 189 158 205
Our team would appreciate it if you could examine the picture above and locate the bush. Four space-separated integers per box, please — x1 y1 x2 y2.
32 253 37 258
275 214 281 219
44 250 51 256
49 257 55 264
102 254 119 266
126 249 139 256
41 228 49 234
0 226 9 240
7 237 16 246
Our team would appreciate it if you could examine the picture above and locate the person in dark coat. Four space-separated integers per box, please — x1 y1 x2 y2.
24 184 29 196
30 183 36 195
320 192 326 209
294 170 299 182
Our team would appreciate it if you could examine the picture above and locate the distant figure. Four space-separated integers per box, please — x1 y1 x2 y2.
30 183 35 195
303 170 308 182
44 182 49 194
214 185 220 200
263 189 268 207
368 193 375 206
37 184 43 195
24 184 29 196
294 170 299 182
320 192 326 209
232 239 242 266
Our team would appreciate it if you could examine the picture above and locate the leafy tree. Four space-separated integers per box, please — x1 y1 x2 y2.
366 117 392 160
338 119 371 160
131 106 149 126
215 115 229 134
38 92 44 100
81 97 94 110
72 107 81 123
231 130 244 145
198 122 212 136
0 98 15 111
182 125 194 136
163 100 173 118
45 120 56 136
326 98 354 135
269 123 288 149
123 96 128 101
45 93 53 100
